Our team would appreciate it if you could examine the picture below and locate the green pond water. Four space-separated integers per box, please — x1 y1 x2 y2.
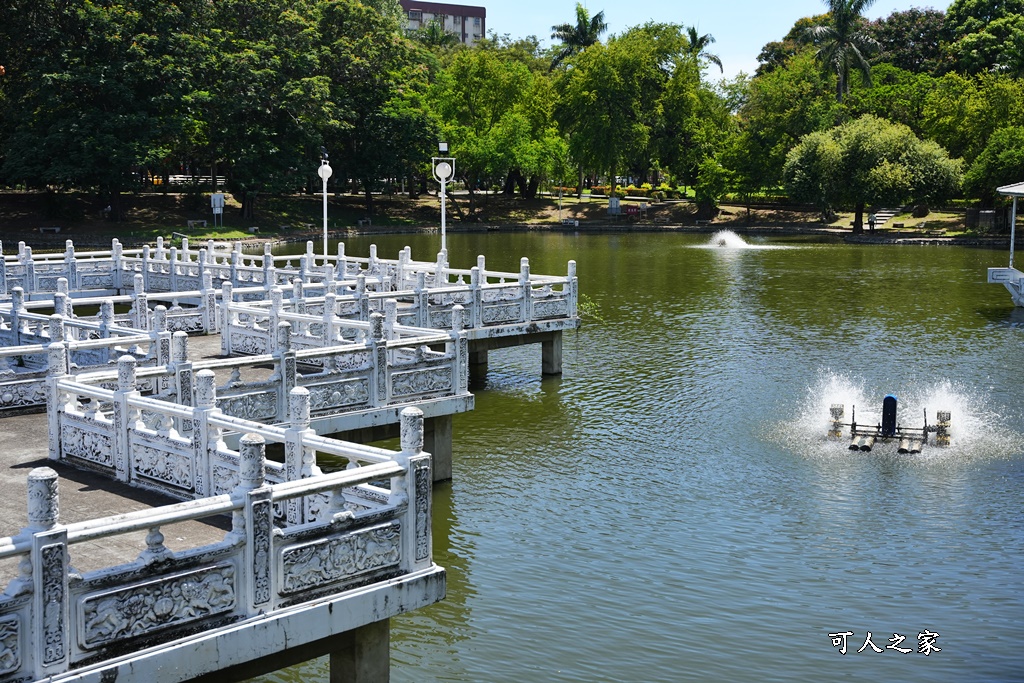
254 230 1024 682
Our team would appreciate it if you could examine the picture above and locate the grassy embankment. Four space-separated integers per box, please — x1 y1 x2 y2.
0 189 969 246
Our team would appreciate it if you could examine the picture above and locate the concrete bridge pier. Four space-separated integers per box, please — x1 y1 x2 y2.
332 414 453 483
468 329 565 386
331 618 391 683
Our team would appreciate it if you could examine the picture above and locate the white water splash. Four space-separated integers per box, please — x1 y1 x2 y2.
767 370 1024 461
696 230 792 251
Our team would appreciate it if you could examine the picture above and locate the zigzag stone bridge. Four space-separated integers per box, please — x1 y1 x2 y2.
0 238 581 682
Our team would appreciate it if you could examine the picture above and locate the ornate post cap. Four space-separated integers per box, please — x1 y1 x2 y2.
27 467 59 530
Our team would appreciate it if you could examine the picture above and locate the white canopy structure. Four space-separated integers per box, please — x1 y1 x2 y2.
989 182 1024 306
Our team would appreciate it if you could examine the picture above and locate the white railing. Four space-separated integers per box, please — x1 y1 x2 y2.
0 406 433 682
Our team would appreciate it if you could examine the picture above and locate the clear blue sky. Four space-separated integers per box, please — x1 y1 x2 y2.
487 0 945 80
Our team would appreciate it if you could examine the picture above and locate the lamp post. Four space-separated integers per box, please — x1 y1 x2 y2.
317 148 332 259
432 142 455 254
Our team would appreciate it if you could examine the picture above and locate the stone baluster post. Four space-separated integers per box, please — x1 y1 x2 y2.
192 369 220 497
567 260 579 317
452 305 468 394
324 263 336 296
435 250 447 287
110 238 123 291
141 245 152 292
64 240 77 289
242 432 273 612
132 273 149 331
232 433 267 537
262 242 275 287
48 314 65 346
384 299 397 341
155 236 165 260
284 387 313 524
112 355 139 482
396 247 407 291
415 273 428 328
392 407 432 573
356 274 368 321
519 257 531 323
171 331 192 409
10 287 25 345
180 237 190 260
339 241 352 276
230 249 240 286
216 281 233 356
22 246 35 294
470 266 482 329
369 313 387 408
274 321 294 422
99 300 115 346
322 292 338 347
299 255 309 285
0 240 7 297
28 466 70 679
169 246 179 291
46 343 70 461
290 278 302 313
197 248 208 289
201 270 217 333
153 306 172 394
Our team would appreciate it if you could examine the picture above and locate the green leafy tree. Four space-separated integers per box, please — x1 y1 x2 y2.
784 114 962 232
866 8 948 74
843 63 938 136
732 51 839 191
549 3 607 70
685 26 723 73
319 0 438 214
411 18 462 50
1 0 210 218
964 126 1024 202
806 0 880 102
921 72 1024 161
944 0 1024 74
756 15 829 76
430 41 563 210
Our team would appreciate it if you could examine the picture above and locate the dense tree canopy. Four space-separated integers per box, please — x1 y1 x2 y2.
1 0 1023 222
784 115 962 230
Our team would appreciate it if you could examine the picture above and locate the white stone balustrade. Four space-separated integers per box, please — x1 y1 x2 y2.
0 405 435 682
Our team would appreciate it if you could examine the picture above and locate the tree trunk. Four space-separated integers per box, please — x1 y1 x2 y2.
362 179 375 215
852 201 864 234
577 167 584 199
524 176 539 199
503 170 519 196
241 190 258 221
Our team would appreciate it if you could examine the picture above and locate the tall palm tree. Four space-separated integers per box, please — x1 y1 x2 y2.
685 26 723 73
549 3 608 70
806 0 880 102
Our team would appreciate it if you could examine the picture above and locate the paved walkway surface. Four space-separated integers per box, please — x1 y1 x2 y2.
0 335 232 578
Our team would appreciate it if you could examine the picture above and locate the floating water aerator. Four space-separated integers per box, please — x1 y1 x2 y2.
829 404 844 439
881 395 898 437
828 395 951 453
935 410 951 446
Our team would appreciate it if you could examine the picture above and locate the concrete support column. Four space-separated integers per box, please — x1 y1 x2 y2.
469 348 488 387
425 414 453 482
329 619 390 683
542 330 563 375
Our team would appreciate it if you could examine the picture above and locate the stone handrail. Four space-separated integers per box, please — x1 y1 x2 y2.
0 406 432 682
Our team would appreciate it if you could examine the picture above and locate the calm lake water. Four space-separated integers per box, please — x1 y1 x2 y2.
256 230 1024 682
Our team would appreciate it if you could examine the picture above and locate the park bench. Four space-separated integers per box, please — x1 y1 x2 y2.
560 218 579 227
654 216 669 224
187 219 207 228
695 219 711 226
38 226 61 234
356 218 372 227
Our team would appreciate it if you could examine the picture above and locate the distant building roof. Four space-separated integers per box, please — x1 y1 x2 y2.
399 1 486 19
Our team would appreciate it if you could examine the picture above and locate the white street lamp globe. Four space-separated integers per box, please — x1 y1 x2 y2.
318 162 333 181
435 161 452 180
